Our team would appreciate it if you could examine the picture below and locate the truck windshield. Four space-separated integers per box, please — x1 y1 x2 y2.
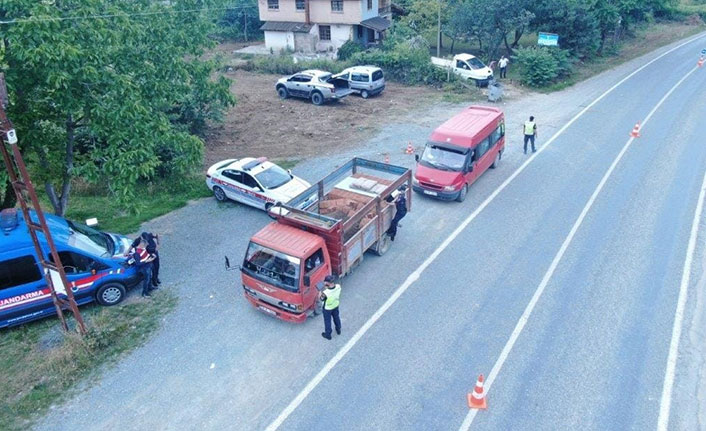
66 220 113 257
419 143 467 171
468 57 485 69
243 242 300 292
255 165 291 189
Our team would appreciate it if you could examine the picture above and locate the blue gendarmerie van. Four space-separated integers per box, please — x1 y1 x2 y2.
0 208 140 328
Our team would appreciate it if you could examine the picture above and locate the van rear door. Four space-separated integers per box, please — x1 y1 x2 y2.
0 254 48 327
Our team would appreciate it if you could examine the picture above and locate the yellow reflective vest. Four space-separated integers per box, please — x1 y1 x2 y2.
323 284 341 310
524 121 536 135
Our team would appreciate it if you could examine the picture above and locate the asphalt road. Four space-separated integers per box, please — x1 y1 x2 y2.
36 33 706 431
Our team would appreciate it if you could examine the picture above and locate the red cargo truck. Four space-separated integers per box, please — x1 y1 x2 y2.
237 158 411 323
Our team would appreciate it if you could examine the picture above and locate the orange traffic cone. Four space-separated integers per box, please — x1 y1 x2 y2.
384 153 390 164
467 374 488 410
405 142 414 155
630 122 641 138
698 56 704 67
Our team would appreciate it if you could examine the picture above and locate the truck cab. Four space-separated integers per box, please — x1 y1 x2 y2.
241 223 330 323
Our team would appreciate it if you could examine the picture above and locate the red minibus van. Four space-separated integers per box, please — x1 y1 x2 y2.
413 105 505 202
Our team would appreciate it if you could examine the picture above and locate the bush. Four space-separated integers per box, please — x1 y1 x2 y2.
337 40 364 61
515 46 574 87
350 37 448 85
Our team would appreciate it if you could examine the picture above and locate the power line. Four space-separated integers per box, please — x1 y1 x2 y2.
0 5 259 25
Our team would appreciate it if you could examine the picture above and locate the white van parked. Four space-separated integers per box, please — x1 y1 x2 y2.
334 66 385 99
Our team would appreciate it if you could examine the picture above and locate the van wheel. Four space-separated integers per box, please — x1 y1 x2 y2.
213 186 227 202
96 283 126 306
311 92 324 105
456 184 468 202
277 86 288 99
373 233 391 256
490 152 501 169
360 90 370 99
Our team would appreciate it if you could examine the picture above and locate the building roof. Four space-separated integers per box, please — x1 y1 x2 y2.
360 17 391 32
260 21 313 33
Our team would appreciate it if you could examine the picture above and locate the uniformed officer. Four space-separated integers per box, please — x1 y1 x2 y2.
129 238 156 297
386 185 408 242
320 275 342 340
523 115 537 154
141 231 160 287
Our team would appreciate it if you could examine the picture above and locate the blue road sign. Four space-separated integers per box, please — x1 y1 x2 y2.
538 32 559 47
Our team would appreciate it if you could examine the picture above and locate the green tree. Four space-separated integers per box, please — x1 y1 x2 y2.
217 0 261 41
448 0 533 60
530 0 601 58
0 0 234 216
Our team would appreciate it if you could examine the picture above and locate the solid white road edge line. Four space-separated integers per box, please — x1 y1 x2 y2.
656 137 706 428
457 66 701 431
264 33 706 431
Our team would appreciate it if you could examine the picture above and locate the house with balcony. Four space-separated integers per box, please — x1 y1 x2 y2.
258 0 392 54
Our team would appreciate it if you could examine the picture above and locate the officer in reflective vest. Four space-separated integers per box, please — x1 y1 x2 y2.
523 115 537 154
320 275 342 340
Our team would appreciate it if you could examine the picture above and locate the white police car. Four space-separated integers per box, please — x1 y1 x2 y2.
206 157 311 211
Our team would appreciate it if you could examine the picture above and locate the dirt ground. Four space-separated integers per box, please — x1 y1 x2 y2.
203 69 454 167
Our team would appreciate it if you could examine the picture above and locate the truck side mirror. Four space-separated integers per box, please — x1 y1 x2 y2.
303 275 310 287
414 154 420 162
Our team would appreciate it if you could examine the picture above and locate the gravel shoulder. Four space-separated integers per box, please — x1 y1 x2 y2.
34 33 706 431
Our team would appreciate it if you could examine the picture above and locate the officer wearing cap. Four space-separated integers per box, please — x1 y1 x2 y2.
320 275 342 340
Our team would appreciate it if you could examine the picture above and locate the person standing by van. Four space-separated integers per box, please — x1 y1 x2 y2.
523 116 537 154
141 232 160 287
130 238 156 297
320 275 341 340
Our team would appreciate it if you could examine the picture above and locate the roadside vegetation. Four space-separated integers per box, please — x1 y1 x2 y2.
0 290 178 431
236 0 703 91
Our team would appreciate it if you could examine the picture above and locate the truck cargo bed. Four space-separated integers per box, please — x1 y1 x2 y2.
272 158 411 276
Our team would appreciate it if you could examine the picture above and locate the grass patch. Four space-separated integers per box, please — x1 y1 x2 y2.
0 290 178 431
63 174 211 235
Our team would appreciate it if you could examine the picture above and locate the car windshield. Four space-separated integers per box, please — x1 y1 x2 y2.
255 165 292 189
468 57 485 69
66 220 113 257
243 242 300 292
419 143 467 171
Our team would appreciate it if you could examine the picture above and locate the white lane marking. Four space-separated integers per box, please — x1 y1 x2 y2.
458 66 702 431
265 33 706 431
657 146 706 426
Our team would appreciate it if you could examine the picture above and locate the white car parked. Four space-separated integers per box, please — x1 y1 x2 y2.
206 157 310 211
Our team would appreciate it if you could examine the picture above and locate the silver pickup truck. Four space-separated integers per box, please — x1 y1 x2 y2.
276 70 354 105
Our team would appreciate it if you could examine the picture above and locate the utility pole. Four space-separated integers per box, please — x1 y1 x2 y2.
436 0 441 57
0 73 87 335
